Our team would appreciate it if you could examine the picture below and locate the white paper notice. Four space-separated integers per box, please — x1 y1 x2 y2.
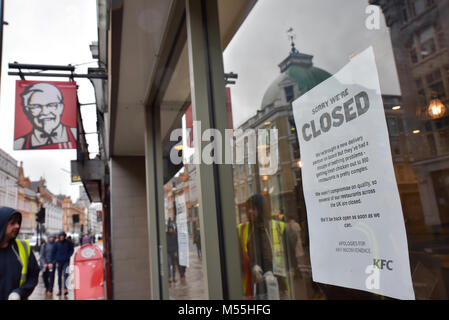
164 197 169 226
292 47 415 300
175 194 189 267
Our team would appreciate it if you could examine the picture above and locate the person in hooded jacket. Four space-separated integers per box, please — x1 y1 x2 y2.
166 224 178 283
50 231 74 296
0 207 39 300
40 234 56 297
237 194 290 299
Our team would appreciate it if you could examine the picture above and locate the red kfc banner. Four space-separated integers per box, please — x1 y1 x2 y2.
14 80 78 150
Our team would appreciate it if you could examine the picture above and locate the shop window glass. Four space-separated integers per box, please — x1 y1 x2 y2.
248 182 254 197
438 130 449 153
288 116 296 134
414 0 426 16
419 26 436 59
158 39 208 299
429 82 445 99
391 137 402 157
219 0 449 300
387 117 400 136
410 48 418 64
402 8 409 23
415 78 423 90
290 140 300 160
435 22 446 49
285 85 294 103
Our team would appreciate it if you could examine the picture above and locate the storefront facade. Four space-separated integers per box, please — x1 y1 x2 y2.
92 0 449 300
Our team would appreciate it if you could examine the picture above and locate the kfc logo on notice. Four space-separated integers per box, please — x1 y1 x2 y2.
14 80 78 150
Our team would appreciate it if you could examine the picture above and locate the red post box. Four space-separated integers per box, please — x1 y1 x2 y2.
74 244 105 300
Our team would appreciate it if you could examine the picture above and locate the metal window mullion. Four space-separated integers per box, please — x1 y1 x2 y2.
144 105 169 300
142 0 186 301
201 0 243 300
186 0 223 299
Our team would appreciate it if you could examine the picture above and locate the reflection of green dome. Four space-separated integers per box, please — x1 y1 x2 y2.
261 48 332 109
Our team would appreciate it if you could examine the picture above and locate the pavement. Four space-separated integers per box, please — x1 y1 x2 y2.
29 240 205 300
28 272 75 300
28 249 76 300
28 243 104 300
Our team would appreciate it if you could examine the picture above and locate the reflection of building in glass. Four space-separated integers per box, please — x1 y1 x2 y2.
372 0 449 299
234 44 331 227
372 0 449 226
383 95 425 226
232 44 419 244
162 165 205 300
164 167 197 234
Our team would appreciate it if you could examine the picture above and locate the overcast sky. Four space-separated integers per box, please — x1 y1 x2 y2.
0 0 98 201
223 0 401 128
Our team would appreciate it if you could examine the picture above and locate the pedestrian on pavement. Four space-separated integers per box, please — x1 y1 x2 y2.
39 234 56 297
51 231 74 296
193 226 202 259
237 193 290 299
166 224 178 283
178 255 187 283
67 235 74 246
82 233 92 245
0 207 39 300
167 217 176 231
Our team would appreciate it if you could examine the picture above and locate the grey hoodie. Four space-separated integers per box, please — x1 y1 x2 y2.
40 240 56 267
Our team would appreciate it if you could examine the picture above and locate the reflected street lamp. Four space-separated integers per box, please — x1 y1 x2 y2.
427 96 446 119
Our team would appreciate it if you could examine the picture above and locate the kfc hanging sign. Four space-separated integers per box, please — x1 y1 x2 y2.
14 80 78 150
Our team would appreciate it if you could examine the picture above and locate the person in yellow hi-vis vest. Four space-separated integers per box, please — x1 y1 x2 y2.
0 207 40 300
237 194 290 300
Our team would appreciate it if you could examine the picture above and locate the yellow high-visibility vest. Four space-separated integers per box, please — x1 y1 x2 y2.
238 222 250 254
237 220 286 295
15 239 30 287
271 220 286 277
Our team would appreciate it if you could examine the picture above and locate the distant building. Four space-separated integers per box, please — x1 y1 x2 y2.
87 204 103 235
17 163 39 237
0 148 19 209
63 196 87 234
30 178 64 236
77 185 90 209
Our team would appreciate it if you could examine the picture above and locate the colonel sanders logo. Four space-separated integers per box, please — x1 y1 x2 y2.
14 81 77 150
